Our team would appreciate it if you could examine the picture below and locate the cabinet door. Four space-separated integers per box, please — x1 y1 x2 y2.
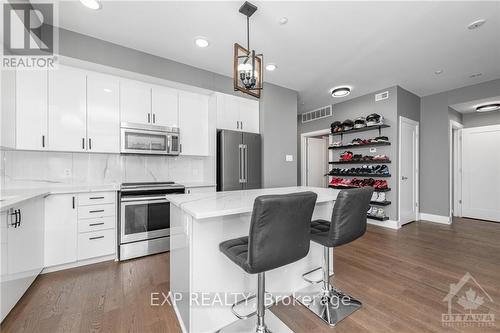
87 73 120 153
152 85 178 127
16 70 48 150
120 80 152 125
48 65 87 151
216 93 240 131
44 194 77 267
179 92 209 156
238 98 260 133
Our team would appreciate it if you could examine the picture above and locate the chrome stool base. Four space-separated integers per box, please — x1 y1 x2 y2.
296 283 361 326
217 309 294 333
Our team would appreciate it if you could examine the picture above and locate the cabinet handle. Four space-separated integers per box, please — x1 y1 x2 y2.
16 209 21 227
148 113 151 123
89 235 104 240
89 196 104 200
180 143 182 153
89 209 105 213
42 135 45 148
89 222 105 226
241 121 243 130
89 138 92 150
82 138 85 150
8 209 17 228
237 121 239 129
72 196 75 209
153 113 156 123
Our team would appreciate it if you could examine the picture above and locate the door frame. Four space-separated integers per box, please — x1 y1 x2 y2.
449 120 463 218
398 116 420 224
300 128 330 186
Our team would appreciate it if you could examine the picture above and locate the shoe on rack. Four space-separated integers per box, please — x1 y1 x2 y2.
375 208 386 219
340 151 353 161
375 192 386 202
371 192 378 202
331 141 342 147
373 154 388 161
377 165 389 175
374 136 389 142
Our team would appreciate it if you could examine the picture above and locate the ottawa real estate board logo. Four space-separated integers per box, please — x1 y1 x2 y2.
2 3 57 69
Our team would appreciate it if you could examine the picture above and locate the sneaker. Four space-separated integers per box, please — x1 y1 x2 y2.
340 151 353 161
375 208 386 218
375 192 386 202
331 141 342 147
374 136 389 143
371 192 378 202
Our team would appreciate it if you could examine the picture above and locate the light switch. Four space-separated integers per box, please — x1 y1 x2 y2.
285 155 294 162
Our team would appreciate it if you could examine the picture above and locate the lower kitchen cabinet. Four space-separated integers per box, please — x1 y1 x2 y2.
77 229 116 261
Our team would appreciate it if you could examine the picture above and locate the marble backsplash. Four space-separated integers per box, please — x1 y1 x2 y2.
0 149 215 188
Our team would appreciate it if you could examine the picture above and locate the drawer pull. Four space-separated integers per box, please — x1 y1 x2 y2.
89 236 105 240
89 222 105 226
89 196 105 200
89 209 105 213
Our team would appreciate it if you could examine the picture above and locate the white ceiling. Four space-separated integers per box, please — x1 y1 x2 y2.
56 1 500 113
450 96 500 114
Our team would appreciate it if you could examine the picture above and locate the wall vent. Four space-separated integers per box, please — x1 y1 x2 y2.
375 91 389 102
301 105 332 123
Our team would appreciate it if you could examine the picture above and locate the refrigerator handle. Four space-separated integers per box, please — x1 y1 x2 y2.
238 144 244 183
244 144 248 183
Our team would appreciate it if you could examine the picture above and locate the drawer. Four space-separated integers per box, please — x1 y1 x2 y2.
78 216 116 233
78 192 116 206
78 204 115 219
77 229 116 260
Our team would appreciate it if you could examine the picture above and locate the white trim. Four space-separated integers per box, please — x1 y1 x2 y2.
172 299 188 333
449 120 464 219
300 128 331 186
368 219 400 230
41 254 117 274
419 213 452 224
398 116 420 226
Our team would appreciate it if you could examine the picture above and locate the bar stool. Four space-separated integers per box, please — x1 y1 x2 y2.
297 187 373 326
218 191 318 333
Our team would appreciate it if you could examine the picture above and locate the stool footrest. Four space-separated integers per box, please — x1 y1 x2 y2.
302 266 323 284
230 292 276 320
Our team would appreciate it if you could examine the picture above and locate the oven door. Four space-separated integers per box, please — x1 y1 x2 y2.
121 127 168 155
120 195 170 244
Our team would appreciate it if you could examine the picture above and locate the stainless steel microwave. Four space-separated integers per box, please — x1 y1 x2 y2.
120 122 180 155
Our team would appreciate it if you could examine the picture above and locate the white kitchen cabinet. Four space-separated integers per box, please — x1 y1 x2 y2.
77 229 115 261
1 197 44 322
215 93 259 133
44 194 77 267
48 65 87 151
178 91 209 156
15 70 48 150
152 85 179 127
87 73 120 153
120 80 152 125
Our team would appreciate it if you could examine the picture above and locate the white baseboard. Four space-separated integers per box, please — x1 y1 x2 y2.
41 254 117 274
367 219 400 230
419 213 451 224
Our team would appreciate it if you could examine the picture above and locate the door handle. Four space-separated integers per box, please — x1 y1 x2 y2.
402 176 408 180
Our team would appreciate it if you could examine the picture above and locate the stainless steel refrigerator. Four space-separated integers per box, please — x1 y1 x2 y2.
217 130 261 191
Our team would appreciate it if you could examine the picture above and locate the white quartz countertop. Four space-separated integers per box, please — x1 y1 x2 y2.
0 183 119 211
166 186 340 219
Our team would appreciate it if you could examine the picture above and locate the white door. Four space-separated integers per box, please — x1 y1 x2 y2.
179 91 209 156
16 70 48 150
87 73 120 153
44 194 78 267
462 125 500 222
216 93 240 131
306 137 327 187
120 80 152 125
399 117 419 225
152 85 178 127
48 65 87 151
238 97 259 133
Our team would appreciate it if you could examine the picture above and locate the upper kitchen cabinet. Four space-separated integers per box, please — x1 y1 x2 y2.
178 91 209 156
215 93 259 133
151 85 179 128
87 73 120 153
15 70 48 150
48 65 87 152
120 80 152 125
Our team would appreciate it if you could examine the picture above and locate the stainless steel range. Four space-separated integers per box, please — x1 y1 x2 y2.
118 181 185 261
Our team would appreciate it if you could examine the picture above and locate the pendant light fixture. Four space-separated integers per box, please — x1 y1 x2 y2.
234 1 263 98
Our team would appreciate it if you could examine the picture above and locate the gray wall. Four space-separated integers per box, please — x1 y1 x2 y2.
448 107 463 124
57 28 298 188
462 111 500 128
420 79 500 216
297 86 399 220
397 86 421 122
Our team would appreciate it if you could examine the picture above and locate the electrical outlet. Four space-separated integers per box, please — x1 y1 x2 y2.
285 155 294 162
64 169 72 178
370 148 377 153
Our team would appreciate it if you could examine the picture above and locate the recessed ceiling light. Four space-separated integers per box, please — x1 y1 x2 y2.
194 37 209 48
476 103 500 112
279 17 288 25
469 73 482 78
468 19 486 30
434 69 443 75
331 86 351 98
79 0 101 10
265 63 277 71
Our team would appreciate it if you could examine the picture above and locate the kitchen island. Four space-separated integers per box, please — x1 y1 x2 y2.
167 186 339 333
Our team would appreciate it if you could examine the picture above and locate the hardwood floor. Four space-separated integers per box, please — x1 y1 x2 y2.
2 217 499 333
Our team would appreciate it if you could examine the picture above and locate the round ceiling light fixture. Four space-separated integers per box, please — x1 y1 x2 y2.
279 17 288 25
331 86 351 98
265 63 277 71
434 69 443 75
468 19 486 30
476 103 500 112
79 0 101 10
194 37 209 48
